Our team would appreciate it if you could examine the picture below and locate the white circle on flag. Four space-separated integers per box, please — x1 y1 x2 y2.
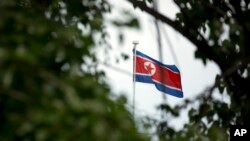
144 62 156 76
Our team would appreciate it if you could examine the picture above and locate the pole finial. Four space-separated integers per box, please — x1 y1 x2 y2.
133 41 139 46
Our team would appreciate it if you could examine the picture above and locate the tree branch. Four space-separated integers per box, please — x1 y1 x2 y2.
127 0 226 70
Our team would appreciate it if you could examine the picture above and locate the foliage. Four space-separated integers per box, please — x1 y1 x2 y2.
0 0 145 141
128 0 250 140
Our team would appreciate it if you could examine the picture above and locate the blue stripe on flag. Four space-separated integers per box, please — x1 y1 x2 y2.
154 82 183 98
135 74 154 83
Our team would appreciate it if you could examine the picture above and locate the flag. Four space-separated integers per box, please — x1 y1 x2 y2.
134 50 183 98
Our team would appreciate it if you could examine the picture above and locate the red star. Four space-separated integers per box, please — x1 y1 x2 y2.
145 63 154 74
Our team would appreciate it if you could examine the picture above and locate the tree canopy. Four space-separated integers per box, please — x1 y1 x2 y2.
128 0 250 140
0 0 145 141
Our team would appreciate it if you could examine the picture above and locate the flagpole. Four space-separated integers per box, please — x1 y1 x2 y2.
153 0 167 102
133 41 139 119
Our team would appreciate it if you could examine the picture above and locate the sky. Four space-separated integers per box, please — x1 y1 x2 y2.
98 0 221 130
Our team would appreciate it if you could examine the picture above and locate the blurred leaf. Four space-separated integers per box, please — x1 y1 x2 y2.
118 32 124 45
0 0 148 141
121 53 129 61
112 18 140 29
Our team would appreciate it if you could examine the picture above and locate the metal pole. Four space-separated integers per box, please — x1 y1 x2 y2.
132 41 139 119
162 26 180 69
153 0 167 101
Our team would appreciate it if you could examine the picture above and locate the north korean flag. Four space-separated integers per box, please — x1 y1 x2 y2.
134 50 183 98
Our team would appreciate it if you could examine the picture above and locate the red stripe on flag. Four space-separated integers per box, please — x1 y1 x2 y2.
135 56 182 89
